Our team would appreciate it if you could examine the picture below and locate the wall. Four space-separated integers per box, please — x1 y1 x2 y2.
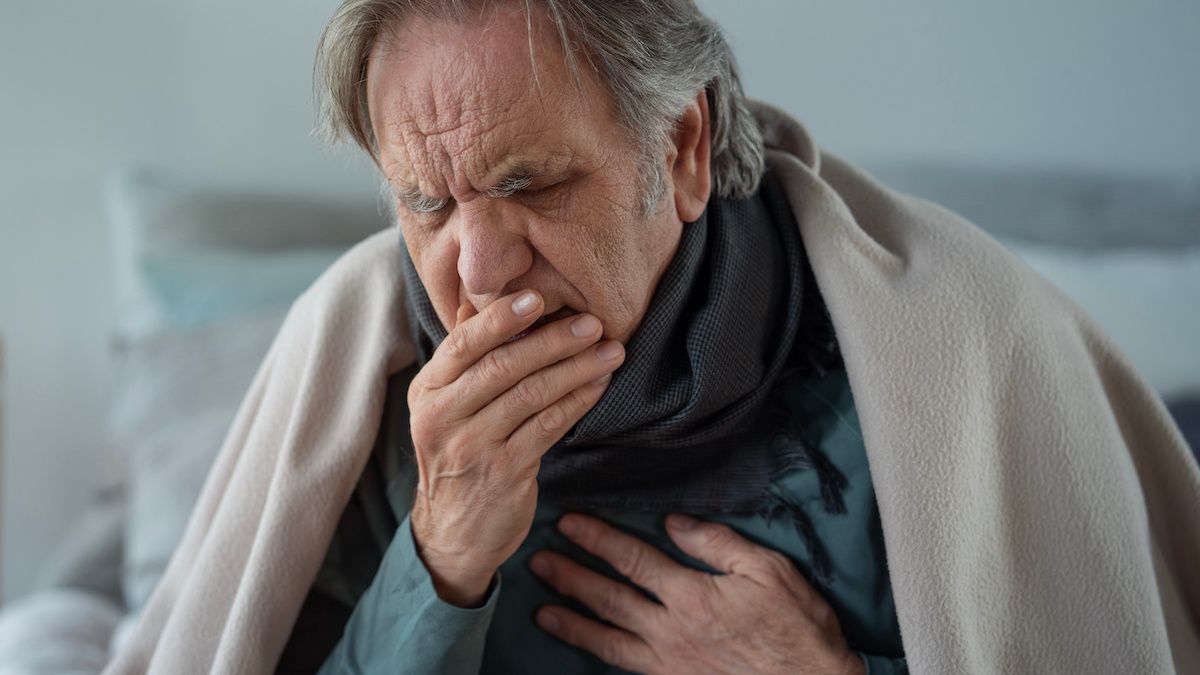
0 0 375 604
697 0 1200 173
1 0 1198 604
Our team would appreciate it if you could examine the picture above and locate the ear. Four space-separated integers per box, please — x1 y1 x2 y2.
670 89 712 223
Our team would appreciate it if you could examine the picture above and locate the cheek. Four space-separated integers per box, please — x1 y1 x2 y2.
527 199 641 317
401 221 463 324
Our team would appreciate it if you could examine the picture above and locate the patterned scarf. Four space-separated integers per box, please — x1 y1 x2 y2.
399 170 842 520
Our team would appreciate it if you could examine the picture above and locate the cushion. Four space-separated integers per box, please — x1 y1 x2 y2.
31 482 126 609
108 310 287 612
104 166 387 338
137 247 344 328
0 588 122 674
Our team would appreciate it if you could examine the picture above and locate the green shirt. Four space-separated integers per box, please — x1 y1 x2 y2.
277 366 907 674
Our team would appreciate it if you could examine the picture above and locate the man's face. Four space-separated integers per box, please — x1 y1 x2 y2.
365 5 685 344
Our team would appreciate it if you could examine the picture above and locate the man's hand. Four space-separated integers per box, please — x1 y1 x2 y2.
528 513 865 675
406 290 625 607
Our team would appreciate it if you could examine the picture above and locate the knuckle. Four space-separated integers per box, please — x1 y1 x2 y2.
615 547 651 585
699 522 737 549
748 548 798 584
483 306 509 337
533 404 569 441
442 328 471 360
408 413 436 447
598 634 625 666
564 348 594 377
507 377 543 414
565 385 596 411
479 348 517 383
597 587 627 622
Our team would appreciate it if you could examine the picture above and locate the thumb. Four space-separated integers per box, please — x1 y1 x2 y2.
455 301 478 329
666 514 773 577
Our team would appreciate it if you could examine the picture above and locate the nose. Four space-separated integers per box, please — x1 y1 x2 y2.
455 202 534 298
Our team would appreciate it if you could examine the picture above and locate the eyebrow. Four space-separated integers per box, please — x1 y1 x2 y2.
393 161 548 213
396 184 448 214
485 171 535 199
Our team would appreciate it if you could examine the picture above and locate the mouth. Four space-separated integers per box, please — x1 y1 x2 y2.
506 306 578 343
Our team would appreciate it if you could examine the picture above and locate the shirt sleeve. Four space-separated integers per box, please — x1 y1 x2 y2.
317 512 502 675
858 651 909 674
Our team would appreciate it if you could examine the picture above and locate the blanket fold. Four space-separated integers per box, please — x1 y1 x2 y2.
104 102 1200 674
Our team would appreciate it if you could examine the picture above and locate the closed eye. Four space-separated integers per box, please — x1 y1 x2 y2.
486 174 534 199
407 194 449 213
397 184 449 214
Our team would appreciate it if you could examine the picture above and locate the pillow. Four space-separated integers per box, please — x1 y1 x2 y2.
104 167 387 337
138 247 344 328
0 588 122 674
108 309 287 612
1001 239 1200 400
31 482 126 609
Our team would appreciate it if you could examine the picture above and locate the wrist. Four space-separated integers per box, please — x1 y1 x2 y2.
409 509 496 607
424 563 495 608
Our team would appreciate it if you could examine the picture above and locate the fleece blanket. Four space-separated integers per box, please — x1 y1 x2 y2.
104 102 1200 674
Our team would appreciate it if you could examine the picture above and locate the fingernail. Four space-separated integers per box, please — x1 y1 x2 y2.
596 341 623 361
570 314 600 337
668 514 697 531
536 608 560 631
591 373 612 386
529 554 552 578
512 292 539 316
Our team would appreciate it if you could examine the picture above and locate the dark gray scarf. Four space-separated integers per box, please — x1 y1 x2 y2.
399 170 844 523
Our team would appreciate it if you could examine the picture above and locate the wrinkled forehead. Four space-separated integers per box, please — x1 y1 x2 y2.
364 6 596 191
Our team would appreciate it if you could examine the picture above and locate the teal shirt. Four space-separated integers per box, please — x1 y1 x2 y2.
278 367 906 674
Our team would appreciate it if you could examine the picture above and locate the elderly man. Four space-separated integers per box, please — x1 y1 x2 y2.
283 1 892 672
105 1 1200 674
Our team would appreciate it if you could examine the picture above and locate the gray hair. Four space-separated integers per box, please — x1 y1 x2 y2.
315 0 765 215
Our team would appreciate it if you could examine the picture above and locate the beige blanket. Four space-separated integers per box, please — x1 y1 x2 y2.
105 103 1200 674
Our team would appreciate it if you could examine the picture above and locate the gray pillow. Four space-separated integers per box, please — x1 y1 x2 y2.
31 482 127 608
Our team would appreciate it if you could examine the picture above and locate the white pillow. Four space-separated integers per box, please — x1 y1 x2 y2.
0 588 121 674
109 310 287 612
1002 239 1200 399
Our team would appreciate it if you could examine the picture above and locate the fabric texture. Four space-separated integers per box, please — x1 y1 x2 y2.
315 514 501 675
292 365 905 673
400 168 817 516
103 102 1200 674
108 310 289 614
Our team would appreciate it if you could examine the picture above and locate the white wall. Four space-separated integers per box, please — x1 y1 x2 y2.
0 0 375 604
697 0 1200 173
1 0 1198 604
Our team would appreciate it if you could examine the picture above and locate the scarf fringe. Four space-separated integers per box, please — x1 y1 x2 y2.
757 378 851 592
756 497 833 592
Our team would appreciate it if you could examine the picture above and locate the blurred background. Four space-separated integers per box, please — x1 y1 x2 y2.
0 0 1198 664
